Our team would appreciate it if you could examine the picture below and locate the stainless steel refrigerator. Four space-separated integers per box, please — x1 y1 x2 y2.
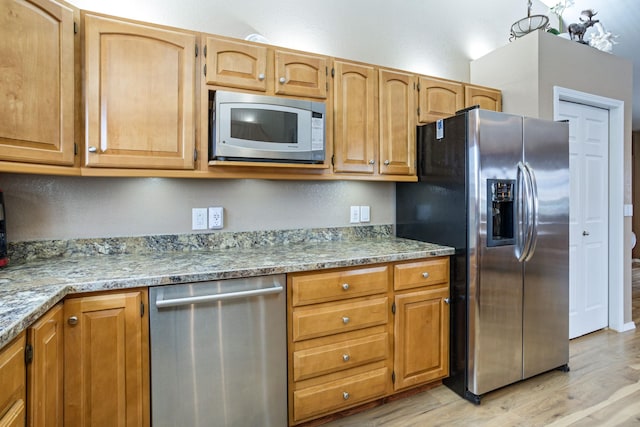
396 107 569 403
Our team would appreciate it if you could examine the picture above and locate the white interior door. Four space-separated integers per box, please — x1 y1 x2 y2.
558 100 609 339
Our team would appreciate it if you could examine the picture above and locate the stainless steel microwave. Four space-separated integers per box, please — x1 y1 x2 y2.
210 91 326 164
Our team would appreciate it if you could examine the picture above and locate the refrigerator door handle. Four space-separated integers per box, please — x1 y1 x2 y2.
515 161 533 262
523 162 539 261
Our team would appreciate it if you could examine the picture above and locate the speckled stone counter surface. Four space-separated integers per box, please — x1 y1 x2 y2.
0 226 453 350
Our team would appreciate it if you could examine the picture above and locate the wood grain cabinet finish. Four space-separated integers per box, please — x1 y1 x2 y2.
394 257 450 291
0 332 26 427
274 50 328 99
63 290 150 427
83 14 196 170
27 304 64 427
203 37 268 91
464 84 502 112
393 258 450 391
417 76 464 124
378 68 416 176
288 265 392 424
332 60 378 174
0 0 74 168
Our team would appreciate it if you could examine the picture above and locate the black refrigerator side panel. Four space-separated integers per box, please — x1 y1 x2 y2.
396 113 468 397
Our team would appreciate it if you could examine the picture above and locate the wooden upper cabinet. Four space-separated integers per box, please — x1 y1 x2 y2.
204 37 268 91
418 76 464 124
83 14 196 170
0 0 74 167
333 61 377 174
274 50 328 99
64 290 150 427
464 84 502 111
378 69 415 176
27 304 64 427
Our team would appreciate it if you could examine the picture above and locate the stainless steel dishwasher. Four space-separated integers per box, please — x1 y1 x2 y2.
149 275 287 427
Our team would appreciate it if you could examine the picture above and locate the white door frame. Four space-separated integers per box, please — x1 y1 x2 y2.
553 86 630 333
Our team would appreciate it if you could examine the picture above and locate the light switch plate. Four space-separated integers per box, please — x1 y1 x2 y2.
350 206 360 223
192 208 208 230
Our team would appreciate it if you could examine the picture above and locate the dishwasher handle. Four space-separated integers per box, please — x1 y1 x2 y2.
155 283 284 309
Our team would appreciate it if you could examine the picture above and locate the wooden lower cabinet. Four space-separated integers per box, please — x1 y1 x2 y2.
63 290 150 427
0 332 26 427
393 258 450 391
287 257 450 425
27 304 64 427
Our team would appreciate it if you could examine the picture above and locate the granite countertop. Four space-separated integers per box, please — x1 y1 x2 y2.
0 233 453 350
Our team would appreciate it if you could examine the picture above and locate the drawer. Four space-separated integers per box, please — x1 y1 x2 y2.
394 257 449 291
293 367 389 422
291 265 389 306
293 333 388 381
292 297 388 342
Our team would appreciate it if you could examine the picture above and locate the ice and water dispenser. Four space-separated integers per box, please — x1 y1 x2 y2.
487 179 515 247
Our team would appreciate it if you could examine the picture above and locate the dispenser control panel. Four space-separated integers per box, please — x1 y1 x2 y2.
487 179 515 247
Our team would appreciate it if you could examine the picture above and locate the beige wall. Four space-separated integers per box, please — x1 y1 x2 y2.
0 174 394 241
470 30 634 326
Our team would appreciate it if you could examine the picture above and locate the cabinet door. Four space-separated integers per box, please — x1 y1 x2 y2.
274 50 328 99
0 332 26 427
333 61 378 174
418 76 463 124
464 84 502 111
394 287 449 390
84 14 196 169
0 0 74 166
64 291 150 427
378 69 415 176
204 37 268 91
27 304 64 427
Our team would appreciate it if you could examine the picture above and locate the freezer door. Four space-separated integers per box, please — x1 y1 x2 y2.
522 118 570 378
467 109 524 396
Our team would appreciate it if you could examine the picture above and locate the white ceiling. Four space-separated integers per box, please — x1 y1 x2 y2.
542 0 639 130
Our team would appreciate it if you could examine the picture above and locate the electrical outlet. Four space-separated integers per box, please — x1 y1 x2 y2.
192 208 208 230
350 206 360 223
360 206 370 222
208 206 224 229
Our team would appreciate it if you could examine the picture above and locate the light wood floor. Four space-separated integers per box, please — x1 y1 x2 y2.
322 269 640 427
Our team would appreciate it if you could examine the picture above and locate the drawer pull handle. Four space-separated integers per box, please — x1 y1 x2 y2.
258 73 265 81
343 354 350 362
68 316 78 326
422 272 430 279
444 298 451 304
279 77 286 84
343 391 350 400
342 283 350 291
342 316 350 325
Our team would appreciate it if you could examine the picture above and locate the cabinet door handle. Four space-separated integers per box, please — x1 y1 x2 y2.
343 391 350 400
279 77 286 84
342 283 350 291
258 73 265 81
343 354 350 362
444 298 451 304
384 160 390 165
422 272 430 279
369 159 375 165
88 146 98 153
68 316 78 326
342 316 350 325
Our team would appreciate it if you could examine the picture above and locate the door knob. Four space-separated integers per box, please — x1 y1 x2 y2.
583 230 590 236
